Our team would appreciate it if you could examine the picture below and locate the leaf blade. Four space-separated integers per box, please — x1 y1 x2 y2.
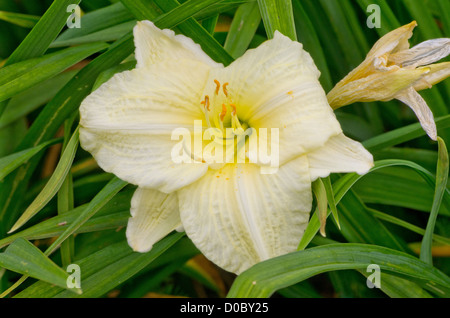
228 243 450 298
224 1 261 59
0 238 79 293
8 127 79 233
420 137 449 264
0 138 61 181
257 0 297 40
0 42 108 103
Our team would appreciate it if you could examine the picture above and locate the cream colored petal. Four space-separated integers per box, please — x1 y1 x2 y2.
80 129 208 193
327 66 431 108
247 80 342 165
327 22 418 106
79 60 210 193
203 31 341 164
204 30 320 121
133 20 222 68
308 133 374 181
395 87 437 140
389 38 450 68
414 62 450 91
366 21 417 59
126 187 181 253
177 157 312 274
80 60 209 129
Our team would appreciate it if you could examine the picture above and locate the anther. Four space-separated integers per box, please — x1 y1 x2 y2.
200 95 210 111
230 103 237 116
223 82 229 97
220 103 227 121
214 79 221 95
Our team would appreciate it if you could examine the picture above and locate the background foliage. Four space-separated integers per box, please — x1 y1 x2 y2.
0 0 449 298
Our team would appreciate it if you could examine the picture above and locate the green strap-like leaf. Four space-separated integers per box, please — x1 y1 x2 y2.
257 0 297 40
335 159 450 213
57 118 77 268
15 234 189 298
5 0 81 65
0 138 61 181
0 188 135 249
292 0 332 91
298 159 450 251
355 0 401 36
403 0 443 40
54 2 134 43
0 0 83 120
363 114 450 152
227 243 450 298
1 0 227 238
44 176 128 256
368 207 450 246
0 70 77 129
436 0 450 36
224 1 261 59
0 42 108 103
153 0 222 29
14 241 134 298
322 176 340 230
0 11 40 28
337 188 408 251
311 178 328 237
201 14 219 35
122 0 234 65
420 137 449 264
0 211 129 249
1 177 128 297
0 34 134 238
50 21 135 48
54 232 185 298
8 127 79 234
0 238 80 294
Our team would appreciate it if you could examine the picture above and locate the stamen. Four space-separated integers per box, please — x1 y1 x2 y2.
214 79 221 95
200 95 210 111
220 103 227 122
230 103 237 116
223 82 229 97
229 104 242 130
232 114 243 130
204 111 212 128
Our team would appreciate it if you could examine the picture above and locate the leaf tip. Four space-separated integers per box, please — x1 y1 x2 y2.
319 224 327 237
7 224 19 234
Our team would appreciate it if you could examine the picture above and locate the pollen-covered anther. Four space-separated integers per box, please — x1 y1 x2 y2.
223 82 229 97
220 103 227 121
214 79 221 95
230 103 237 116
201 95 210 111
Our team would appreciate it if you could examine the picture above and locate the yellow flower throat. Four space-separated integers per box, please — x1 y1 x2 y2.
200 79 247 132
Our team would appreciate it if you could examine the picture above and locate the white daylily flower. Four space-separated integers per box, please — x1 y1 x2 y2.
327 21 450 141
79 21 373 274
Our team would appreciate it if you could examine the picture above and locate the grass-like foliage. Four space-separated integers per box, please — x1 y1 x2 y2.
0 0 449 298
